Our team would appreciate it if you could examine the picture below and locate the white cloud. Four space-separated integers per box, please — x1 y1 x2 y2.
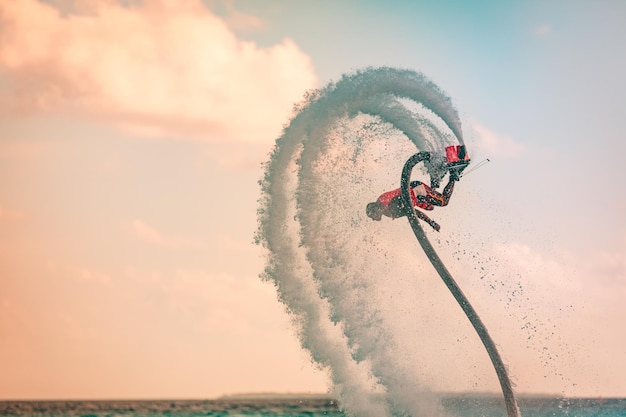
469 122 526 159
0 0 317 143
486 240 625 305
118 263 285 337
464 240 626 396
534 24 552 37
214 0 264 31
0 139 54 161
0 205 27 221
164 269 281 336
132 219 208 250
68 266 112 285
46 262 112 285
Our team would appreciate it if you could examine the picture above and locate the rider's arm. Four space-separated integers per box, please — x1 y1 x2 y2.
441 177 455 205
427 178 455 207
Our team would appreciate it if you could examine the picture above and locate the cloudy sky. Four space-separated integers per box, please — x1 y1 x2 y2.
1 0 625 400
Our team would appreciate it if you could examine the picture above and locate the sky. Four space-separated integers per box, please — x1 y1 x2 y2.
1 0 625 401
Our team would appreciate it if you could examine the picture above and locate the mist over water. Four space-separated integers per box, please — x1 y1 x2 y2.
256 68 469 417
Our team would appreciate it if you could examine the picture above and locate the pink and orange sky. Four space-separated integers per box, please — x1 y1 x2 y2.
1 0 625 400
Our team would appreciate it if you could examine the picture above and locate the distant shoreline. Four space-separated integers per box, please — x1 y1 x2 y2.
216 392 334 400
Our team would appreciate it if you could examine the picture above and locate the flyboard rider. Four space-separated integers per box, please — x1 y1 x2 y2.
365 145 469 232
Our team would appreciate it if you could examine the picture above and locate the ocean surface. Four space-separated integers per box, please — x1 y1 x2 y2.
1 396 625 417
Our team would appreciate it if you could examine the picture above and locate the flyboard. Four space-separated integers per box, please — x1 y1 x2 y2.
400 149 522 417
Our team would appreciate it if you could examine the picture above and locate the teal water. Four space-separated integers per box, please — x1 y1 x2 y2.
1 397 624 417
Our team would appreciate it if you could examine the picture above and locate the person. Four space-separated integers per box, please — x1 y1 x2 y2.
365 168 460 232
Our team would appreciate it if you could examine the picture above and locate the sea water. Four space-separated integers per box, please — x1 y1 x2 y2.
1 396 625 417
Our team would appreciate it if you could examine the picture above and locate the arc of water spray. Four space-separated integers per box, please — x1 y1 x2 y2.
400 152 522 417
258 67 522 417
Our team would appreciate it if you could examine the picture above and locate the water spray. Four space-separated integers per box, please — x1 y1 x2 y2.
257 67 521 417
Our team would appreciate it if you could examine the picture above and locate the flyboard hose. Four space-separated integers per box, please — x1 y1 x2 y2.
400 152 521 417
